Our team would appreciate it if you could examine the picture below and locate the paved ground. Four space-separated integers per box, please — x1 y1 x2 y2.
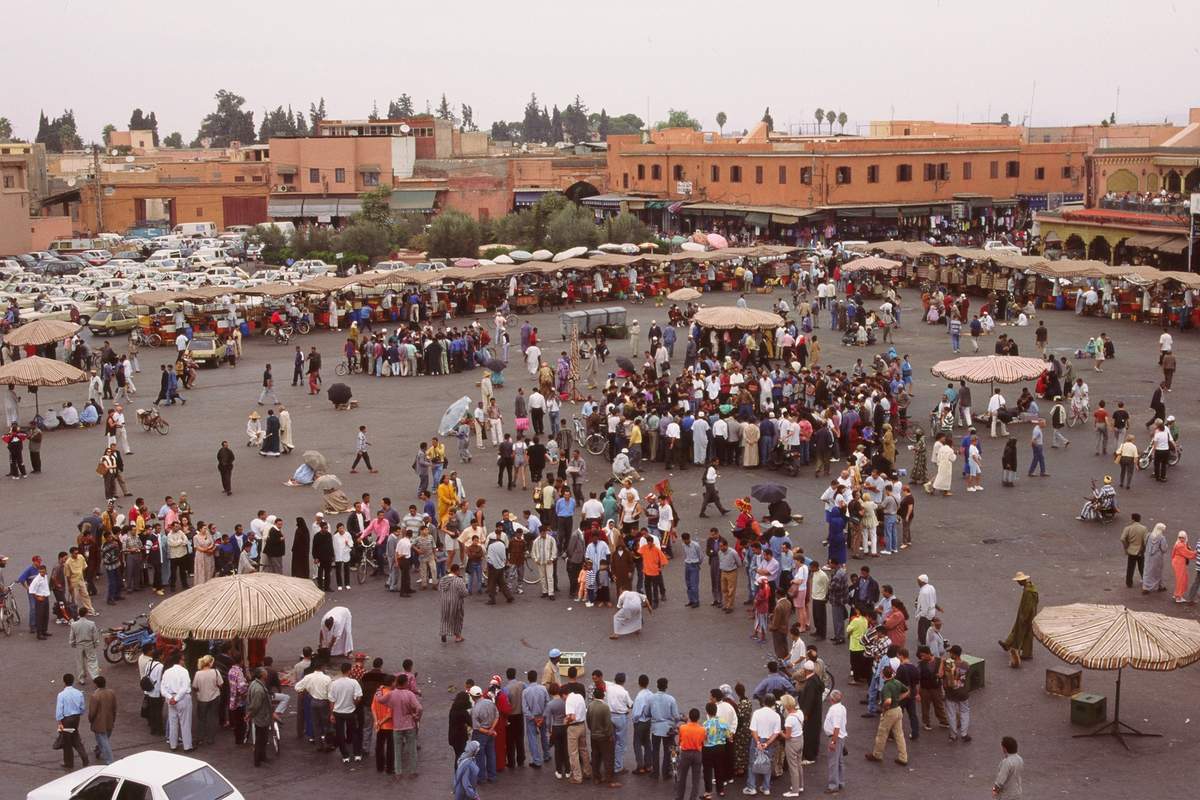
3 289 1195 800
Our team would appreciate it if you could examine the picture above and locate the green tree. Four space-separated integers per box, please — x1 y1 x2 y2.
0 116 13 141
193 90 256 147
655 109 700 131
162 132 184 148
295 112 308 135
247 225 289 264
425 211 482 258
762 107 773 132
357 186 394 226
563 96 590 143
436 94 456 124
606 113 644 136
335 221 392 262
545 204 599 251
387 95 414 119
716 111 727 135
550 106 564 143
368 100 380 122
308 97 326 129
837 111 848 133
597 109 610 140
461 104 476 132
102 124 116 145
999 112 1011 125
35 109 83 153
491 120 509 140
604 212 651 245
825 109 836 134
522 94 546 142
814 107 824 134
128 108 160 144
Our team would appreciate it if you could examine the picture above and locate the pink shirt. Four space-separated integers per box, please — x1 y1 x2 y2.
385 687 423 731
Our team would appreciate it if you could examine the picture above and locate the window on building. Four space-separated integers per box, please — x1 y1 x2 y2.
1005 161 1019 178
778 165 787 184
755 165 763 184
281 173 295 185
234 175 245 183
308 168 320 183
195 208 203 216
1061 166 1073 179
800 166 812 185
710 165 720 182
923 163 936 181
623 173 629 189
362 172 379 186
989 161 999 179
251 175 263 182
938 163 950 181
1034 166 1045 180
637 164 645 180
730 165 742 183
866 165 879 183
651 164 662 180
2 176 13 189
335 168 346 183
673 164 684 181
963 162 973 180
835 166 852 185
896 164 912 182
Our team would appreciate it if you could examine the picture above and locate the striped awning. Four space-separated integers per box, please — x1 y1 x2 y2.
840 256 903 274
148 573 326 640
692 306 783 331
929 355 1047 385
1033 604 1200 671
2 319 81 347
0 355 88 387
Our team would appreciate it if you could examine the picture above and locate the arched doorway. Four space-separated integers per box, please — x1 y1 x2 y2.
1087 236 1111 264
1185 168 1200 193
1164 170 1182 193
1145 173 1160 193
564 180 600 203
1064 234 1086 259
1105 169 1138 193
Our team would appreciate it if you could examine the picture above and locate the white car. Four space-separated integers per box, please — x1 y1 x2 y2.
291 259 334 275
26 751 244 800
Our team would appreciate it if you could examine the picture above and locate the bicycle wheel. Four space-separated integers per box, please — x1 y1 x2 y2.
271 723 281 756
585 433 607 456
6 595 20 626
156 420 170 435
123 646 140 664
103 640 125 664
1066 410 1080 428
335 362 348 377
1169 448 1182 467
1 609 12 636
356 558 370 585
523 553 541 585
146 333 162 348
296 321 312 335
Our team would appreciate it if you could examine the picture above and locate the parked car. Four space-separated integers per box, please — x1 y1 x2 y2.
23 298 93 324
291 259 334 275
26 751 244 800
80 250 112 266
88 308 141 336
187 333 223 367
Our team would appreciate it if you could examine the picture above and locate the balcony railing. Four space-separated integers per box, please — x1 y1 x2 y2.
1098 197 1189 218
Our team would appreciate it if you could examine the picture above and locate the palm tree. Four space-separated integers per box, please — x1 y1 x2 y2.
716 111 727 136
825 110 836 135
837 111 848 133
814 108 824 134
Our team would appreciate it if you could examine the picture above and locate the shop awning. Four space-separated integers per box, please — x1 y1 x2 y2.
744 212 771 227
771 213 800 225
302 199 361 218
268 198 304 217
514 189 558 207
389 190 437 212
274 165 297 176
357 163 381 173
1124 234 1188 254
678 202 815 218
646 200 670 210
582 193 635 209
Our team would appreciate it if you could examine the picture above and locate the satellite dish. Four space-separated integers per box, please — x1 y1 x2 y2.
399 124 411 134
110 149 119 157
67 178 77 187
125 156 135 163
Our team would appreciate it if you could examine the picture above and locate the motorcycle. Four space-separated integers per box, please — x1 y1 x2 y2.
1137 442 1182 470
265 326 294 345
102 612 155 664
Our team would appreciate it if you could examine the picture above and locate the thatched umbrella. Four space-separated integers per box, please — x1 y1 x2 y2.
2 319 81 347
0 355 88 414
148 572 325 640
692 306 783 331
667 287 702 302
1033 603 1200 747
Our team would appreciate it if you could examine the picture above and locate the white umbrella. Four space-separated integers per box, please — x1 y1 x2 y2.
531 249 553 261
553 246 588 262
438 395 474 436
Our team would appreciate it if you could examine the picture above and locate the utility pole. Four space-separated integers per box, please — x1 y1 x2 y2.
91 143 104 234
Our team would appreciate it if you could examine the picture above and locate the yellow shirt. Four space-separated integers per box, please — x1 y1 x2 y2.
436 482 458 523
629 425 643 446
427 442 446 464
64 555 88 583
847 616 868 653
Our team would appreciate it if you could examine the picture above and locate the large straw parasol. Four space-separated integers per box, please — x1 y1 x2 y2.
2 319 82 347
149 572 325 639
1033 603 1200 746
667 287 703 302
692 306 783 331
930 355 1046 385
840 256 903 273
0 355 88 387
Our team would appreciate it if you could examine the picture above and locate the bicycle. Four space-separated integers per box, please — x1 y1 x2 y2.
334 358 361 377
356 544 379 585
572 415 608 456
1066 401 1089 428
131 329 163 348
247 714 282 756
0 582 21 636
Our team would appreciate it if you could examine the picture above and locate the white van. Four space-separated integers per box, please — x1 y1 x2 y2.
173 221 218 238
984 240 1022 256
191 247 237 267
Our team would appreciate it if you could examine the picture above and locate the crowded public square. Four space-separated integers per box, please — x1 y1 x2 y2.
2 270 1196 800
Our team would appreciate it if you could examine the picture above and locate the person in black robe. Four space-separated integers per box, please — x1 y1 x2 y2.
448 690 472 761
260 409 281 456
291 518 311 578
796 665 824 762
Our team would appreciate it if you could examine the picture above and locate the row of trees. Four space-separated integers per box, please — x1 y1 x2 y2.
814 108 850 135
490 93 645 144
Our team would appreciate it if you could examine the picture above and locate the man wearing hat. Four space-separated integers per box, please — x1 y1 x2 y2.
542 649 562 687
998 572 1038 665
914 575 941 646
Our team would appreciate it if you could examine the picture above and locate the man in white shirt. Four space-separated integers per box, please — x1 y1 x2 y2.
160 652 193 751
823 690 848 793
914 574 940 645
564 688 591 782
746 694 783 794
1158 331 1173 362
987 389 1008 437
605 673 634 773
328 662 364 762
581 493 605 526
295 664 333 749
111 405 131 455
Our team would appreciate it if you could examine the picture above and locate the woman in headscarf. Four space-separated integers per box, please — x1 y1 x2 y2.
448 691 474 762
1171 531 1196 602
1001 435 1018 486
909 427 927 485
1142 523 1168 593
454 740 481 800
880 423 896 470
291 517 311 579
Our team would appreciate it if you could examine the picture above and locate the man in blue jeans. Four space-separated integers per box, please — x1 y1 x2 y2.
469 685 498 781
521 671 551 766
648 677 681 780
745 693 781 795
1028 420 1048 477
681 533 703 607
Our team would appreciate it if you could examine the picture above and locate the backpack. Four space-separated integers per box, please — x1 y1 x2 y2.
140 661 160 693
943 656 969 701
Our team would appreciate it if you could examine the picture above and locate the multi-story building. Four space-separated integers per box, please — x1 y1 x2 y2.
1034 106 1200 269
602 122 1087 242
0 156 72 252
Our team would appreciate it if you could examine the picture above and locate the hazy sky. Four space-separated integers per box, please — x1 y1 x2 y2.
6 0 1199 142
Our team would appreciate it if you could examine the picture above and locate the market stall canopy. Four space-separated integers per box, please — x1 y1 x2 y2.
667 287 703 301
236 282 298 299
840 256 903 274
930 355 1047 384
692 306 784 331
0 355 88 387
298 275 362 293
128 290 183 306
2 319 81 347
1034 603 1200 671
148 572 326 640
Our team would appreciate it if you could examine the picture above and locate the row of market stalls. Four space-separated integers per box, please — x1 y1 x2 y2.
864 240 1200 325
